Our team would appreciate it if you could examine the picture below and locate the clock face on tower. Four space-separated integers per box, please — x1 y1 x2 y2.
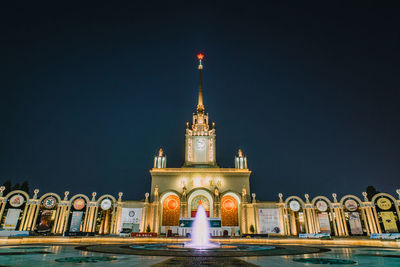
196 138 206 150
185 135 215 166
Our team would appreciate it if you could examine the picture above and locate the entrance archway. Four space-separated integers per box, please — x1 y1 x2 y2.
67 194 90 233
96 195 117 235
372 193 399 233
36 193 61 234
311 196 334 235
340 195 365 236
191 195 210 217
161 193 180 226
221 194 239 226
284 196 306 236
187 189 213 218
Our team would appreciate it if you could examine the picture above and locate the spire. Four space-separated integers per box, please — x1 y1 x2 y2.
197 53 205 114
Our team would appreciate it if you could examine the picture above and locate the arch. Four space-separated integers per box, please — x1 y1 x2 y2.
96 194 117 205
4 190 30 201
311 196 333 207
221 194 239 226
68 194 90 206
36 193 61 233
191 195 210 215
187 189 213 217
160 190 182 201
339 195 363 205
339 194 365 236
221 191 241 204
371 192 398 204
1 190 30 231
187 187 213 199
65 194 90 233
161 192 180 226
371 192 399 234
95 194 117 235
284 196 305 209
160 191 180 205
39 192 62 203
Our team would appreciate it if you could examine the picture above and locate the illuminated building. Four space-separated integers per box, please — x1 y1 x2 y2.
146 53 251 236
0 55 399 237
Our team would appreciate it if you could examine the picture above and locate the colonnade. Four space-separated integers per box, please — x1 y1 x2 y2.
277 189 400 236
1 185 399 237
0 187 123 235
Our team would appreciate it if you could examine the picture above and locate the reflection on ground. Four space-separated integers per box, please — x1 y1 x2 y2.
245 246 400 267
0 245 398 266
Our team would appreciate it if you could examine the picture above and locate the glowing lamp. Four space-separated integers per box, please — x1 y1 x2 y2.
197 53 204 60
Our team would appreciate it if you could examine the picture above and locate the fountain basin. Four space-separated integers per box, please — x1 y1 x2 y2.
167 244 237 249
182 242 220 249
79 243 326 257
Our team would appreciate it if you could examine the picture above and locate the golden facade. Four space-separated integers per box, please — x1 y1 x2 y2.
0 188 124 235
144 55 250 235
162 195 180 226
221 195 239 226
0 55 398 237
1 186 399 236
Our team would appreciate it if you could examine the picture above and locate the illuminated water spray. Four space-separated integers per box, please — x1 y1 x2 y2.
184 205 218 249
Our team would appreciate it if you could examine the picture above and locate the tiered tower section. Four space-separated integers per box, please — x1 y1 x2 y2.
184 54 217 167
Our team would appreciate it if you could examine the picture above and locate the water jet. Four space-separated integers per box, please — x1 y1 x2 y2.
184 205 219 249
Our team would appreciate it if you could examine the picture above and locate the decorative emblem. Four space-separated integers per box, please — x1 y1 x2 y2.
344 199 358 211
289 200 300 212
73 198 85 210
100 199 112 211
43 196 57 209
376 197 392 210
196 138 206 150
316 200 328 212
222 196 236 212
191 195 209 211
166 197 179 211
129 210 135 217
9 194 25 207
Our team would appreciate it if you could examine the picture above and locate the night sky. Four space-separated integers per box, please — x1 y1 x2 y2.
1 2 399 201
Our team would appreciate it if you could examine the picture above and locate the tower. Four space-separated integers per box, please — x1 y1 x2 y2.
149 54 251 235
184 53 217 167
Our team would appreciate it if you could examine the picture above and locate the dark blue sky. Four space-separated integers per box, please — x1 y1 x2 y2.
1 2 399 201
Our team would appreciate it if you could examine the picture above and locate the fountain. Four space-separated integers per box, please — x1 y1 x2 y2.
125 203 277 256
184 205 219 249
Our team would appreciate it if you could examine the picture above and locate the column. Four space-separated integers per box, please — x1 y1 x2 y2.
303 195 312 234
304 204 312 234
56 191 70 234
140 193 149 233
153 202 160 234
289 210 297 235
340 208 349 236
0 186 5 221
332 193 347 236
114 192 123 234
277 203 286 235
18 202 30 231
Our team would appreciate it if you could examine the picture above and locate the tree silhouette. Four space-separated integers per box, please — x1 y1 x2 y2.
11 183 20 191
2 180 11 196
366 186 379 199
20 181 29 194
